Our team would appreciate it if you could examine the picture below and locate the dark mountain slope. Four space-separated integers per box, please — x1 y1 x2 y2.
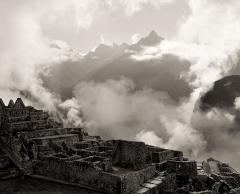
198 75 240 111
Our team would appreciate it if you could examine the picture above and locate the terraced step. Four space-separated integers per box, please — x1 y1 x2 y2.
22 129 58 138
22 128 78 138
6 120 49 132
31 134 79 146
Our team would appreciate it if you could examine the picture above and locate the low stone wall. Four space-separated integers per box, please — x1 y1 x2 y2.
147 145 166 153
6 121 31 132
7 115 29 123
5 108 29 122
34 156 122 194
32 134 79 146
29 111 48 120
173 150 183 158
156 161 167 172
81 156 112 172
74 142 91 149
152 150 175 163
85 146 113 158
122 165 156 193
21 128 82 139
31 120 49 130
166 160 197 177
21 129 58 139
5 120 50 133
158 173 177 192
113 140 148 170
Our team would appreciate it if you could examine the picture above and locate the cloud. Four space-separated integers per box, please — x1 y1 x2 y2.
0 1 64 110
131 33 141 44
136 130 164 147
168 0 240 88
0 0 87 124
72 77 206 156
58 98 84 127
108 0 175 15
191 107 240 168
235 97 240 109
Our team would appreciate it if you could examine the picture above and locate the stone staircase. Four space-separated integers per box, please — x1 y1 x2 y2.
197 162 204 173
134 175 164 194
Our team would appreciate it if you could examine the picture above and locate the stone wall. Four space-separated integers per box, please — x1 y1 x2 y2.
32 134 79 147
81 156 112 172
113 140 148 170
152 150 175 163
29 111 48 120
166 160 197 177
158 173 177 192
5 108 29 122
20 128 84 139
122 165 156 193
34 156 122 194
5 121 31 133
5 120 50 133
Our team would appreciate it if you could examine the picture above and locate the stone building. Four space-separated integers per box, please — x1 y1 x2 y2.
0 98 240 194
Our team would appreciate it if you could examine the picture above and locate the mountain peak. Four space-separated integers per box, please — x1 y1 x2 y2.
148 30 159 38
137 30 163 46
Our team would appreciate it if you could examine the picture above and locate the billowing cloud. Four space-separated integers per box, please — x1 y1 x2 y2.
0 0 64 110
235 97 240 109
58 98 84 127
0 0 93 122
131 33 141 44
72 77 206 156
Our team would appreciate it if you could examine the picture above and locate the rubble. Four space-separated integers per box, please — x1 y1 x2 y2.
0 98 240 194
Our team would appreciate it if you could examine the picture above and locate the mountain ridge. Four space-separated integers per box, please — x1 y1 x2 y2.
42 30 191 101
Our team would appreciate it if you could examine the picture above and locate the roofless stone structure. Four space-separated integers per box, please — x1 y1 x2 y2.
0 98 240 194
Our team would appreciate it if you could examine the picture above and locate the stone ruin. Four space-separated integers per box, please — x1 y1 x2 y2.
0 98 240 194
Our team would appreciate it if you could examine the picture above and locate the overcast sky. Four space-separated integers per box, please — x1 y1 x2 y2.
42 0 190 52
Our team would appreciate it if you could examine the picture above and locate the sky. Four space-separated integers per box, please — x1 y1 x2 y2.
42 0 190 52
